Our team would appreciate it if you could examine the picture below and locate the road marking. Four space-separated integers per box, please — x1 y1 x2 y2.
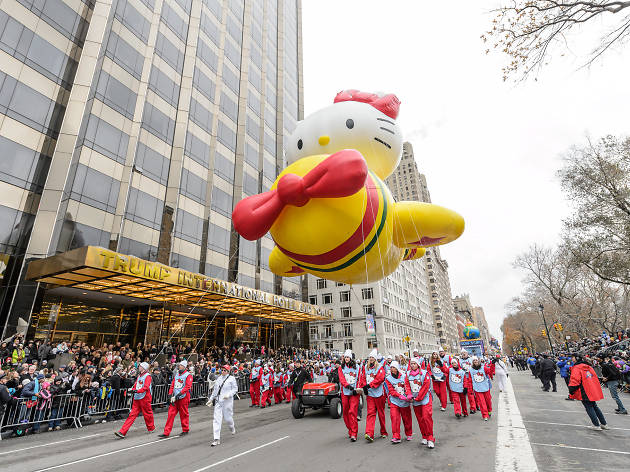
524 420 630 432
190 436 290 472
0 433 105 456
32 436 177 471
532 443 630 455
495 377 539 472
535 409 582 413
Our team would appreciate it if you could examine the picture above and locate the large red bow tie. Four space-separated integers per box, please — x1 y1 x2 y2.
232 149 368 241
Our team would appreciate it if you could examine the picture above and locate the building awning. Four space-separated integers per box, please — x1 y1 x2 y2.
26 246 332 323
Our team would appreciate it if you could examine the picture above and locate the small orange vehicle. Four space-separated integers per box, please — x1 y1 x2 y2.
291 380 342 419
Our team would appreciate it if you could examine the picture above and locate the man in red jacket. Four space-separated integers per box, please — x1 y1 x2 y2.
115 362 154 438
568 357 609 430
159 359 193 437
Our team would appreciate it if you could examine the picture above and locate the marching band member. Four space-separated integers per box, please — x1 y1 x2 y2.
260 364 273 408
385 360 413 444
459 350 477 413
210 365 238 446
249 360 262 407
448 358 471 419
338 349 360 441
469 357 495 421
273 367 285 404
115 362 154 438
357 349 388 442
159 359 193 437
429 352 449 411
406 357 435 448
439 348 454 404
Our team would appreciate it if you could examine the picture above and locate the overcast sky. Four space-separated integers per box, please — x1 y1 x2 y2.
301 0 630 339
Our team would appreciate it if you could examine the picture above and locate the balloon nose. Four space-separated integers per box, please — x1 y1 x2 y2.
318 135 330 146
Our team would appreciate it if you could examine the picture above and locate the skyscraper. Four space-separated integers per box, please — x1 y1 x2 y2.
386 142 460 350
0 0 319 345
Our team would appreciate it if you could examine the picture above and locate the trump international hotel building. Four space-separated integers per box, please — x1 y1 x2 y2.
0 0 329 346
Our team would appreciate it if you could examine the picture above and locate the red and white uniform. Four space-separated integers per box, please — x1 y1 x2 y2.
163 370 193 435
249 364 262 406
119 371 154 435
357 362 387 439
405 367 434 442
430 360 449 409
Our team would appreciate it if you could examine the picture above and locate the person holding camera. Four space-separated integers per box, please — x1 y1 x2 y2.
209 365 237 446
159 359 193 438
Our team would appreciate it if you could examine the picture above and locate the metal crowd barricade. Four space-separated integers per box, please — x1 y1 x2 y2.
236 376 250 395
0 394 83 440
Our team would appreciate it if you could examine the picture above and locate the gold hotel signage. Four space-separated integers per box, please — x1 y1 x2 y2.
26 246 332 320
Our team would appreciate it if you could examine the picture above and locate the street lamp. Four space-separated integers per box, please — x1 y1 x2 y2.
538 303 555 356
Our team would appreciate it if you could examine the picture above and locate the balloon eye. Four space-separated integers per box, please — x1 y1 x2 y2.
297 139 303 150
346 119 354 129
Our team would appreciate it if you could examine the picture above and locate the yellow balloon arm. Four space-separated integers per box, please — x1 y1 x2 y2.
392 201 465 248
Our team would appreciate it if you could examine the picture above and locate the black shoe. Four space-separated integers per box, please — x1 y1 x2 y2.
179 431 189 436
552 390 557 392
615 410 628 415
114 431 125 439
158 433 169 438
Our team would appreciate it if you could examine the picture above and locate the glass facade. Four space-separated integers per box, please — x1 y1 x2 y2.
0 0 304 338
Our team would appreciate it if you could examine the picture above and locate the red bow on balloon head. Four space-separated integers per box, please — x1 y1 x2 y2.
232 150 368 241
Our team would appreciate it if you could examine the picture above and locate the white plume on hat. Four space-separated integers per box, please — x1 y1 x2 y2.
139 362 149 371
343 349 353 358
390 361 401 372
368 349 378 359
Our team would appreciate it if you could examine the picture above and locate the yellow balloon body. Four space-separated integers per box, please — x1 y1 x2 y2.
269 155 417 285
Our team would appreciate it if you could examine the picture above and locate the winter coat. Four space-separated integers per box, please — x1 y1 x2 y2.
568 362 604 402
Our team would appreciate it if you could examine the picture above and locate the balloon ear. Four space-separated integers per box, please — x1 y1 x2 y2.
333 90 400 119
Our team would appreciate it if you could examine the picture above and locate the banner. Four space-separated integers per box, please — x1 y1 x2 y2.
365 314 375 335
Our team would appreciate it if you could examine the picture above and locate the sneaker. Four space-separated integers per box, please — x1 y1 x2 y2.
147 428 155 434
440 407 446 411
615 410 628 415
230 425 236 435
350 436 357 442
470 409 476 414
421 439 428 445
55 426 61 431
211 439 220 446
391 438 401 444
600 424 609 430
114 431 125 439
406 435 412 441
455 413 461 418
488 412 492 416
158 433 169 438
427 440 435 449
381 434 388 439
179 431 189 437
588 425 601 430
365 434 373 442
484 417 488 422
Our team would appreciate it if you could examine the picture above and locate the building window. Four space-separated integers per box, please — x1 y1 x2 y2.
363 304 375 316
310 326 317 337
343 323 352 337
336 282 345 286
341 307 352 318
322 293 332 304
325 341 333 350
344 341 353 351
324 325 332 337
362 288 373 299
316 278 326 289
308 295 317 305
339 291 350 302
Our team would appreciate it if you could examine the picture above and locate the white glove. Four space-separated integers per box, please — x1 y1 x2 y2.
170 396 176 403
222 393 231 400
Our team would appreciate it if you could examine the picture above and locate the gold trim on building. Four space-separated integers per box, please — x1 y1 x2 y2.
27 246 331 323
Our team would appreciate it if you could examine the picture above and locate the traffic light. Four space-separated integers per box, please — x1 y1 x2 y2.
558 323 563 331
541 329 547 337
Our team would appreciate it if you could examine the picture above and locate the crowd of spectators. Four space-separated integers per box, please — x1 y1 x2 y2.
0 333 338 437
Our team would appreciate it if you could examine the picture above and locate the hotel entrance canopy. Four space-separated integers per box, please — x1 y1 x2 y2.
26 246 332 323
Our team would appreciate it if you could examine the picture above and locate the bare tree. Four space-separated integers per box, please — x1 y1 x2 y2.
560 135 630 285
483 1 630 80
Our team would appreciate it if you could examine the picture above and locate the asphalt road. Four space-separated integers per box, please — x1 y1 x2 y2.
3 370 626 472
511 369 630 471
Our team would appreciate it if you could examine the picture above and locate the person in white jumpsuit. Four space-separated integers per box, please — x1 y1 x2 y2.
494 355 509 392
209 365 238 446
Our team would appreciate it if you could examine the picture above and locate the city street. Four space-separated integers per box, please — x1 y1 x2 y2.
2 370 628 472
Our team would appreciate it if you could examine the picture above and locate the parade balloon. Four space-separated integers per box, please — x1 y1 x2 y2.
232 90 465 284
463 322 481 340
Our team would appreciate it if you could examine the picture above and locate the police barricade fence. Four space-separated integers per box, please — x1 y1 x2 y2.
0 378 252 439
0 393 83 440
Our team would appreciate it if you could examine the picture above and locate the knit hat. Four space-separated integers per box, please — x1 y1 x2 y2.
410 357 421 368
139 362 150 371
343 349 353 358
179 359 188 367
390 361 401 373
368 349 378 360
